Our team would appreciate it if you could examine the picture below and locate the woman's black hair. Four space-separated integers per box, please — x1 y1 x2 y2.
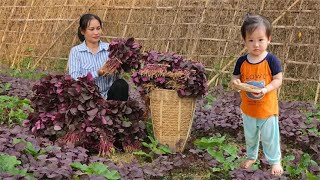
241 13 272 40
77 13 102 42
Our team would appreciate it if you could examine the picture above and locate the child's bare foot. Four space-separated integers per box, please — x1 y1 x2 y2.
271 164 283 176
240 159 256 169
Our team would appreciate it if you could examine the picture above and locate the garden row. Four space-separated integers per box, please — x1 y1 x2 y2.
0 72 319 179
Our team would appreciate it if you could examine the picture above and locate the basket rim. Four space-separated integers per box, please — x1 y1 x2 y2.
151 88 176 92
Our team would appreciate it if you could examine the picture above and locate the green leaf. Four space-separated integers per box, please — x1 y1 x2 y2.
0 154 21 172
300 153 312 168
158 145 172 154
71 162 120 179
88 162 108 175
149 136 159 146
207 148 225 163
251 163 260 171
211 167 222 172
283 155 295 162
226 155 237 162
194 136 225 149
142 142 152 149
306 170 320 180
12 138 22 145
133 151 152 159
223 144 238 156
103 170 121 180
287 166 300 176
70 162 89 172
12 138 46 158
228 162 238 171
0 95 32 126
0 154 31 178
73 175 80 180
25 142 38 155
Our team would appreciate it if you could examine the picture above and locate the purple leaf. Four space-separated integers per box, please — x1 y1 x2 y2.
70 108 77 115
54 125 62 131
111 108 118 114
101 116 107 125
87 108 98 117
77 104 85 111
86 127 93 132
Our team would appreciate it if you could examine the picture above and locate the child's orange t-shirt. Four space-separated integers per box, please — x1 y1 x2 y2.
233 53 282 119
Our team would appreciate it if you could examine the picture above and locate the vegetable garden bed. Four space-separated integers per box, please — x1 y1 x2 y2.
0 71 319 180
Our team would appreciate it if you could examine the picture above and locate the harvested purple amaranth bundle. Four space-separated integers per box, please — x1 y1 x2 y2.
101 37 143 76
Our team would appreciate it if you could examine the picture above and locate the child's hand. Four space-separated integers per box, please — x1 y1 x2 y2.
261 87 268 94
251 87 268 97
230 79 241 91
232 79 241 85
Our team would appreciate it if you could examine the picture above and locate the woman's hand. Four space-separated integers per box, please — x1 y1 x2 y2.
97 60 110 76
97 68 104 76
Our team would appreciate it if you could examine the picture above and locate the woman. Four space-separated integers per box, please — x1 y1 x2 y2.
68 13 128 101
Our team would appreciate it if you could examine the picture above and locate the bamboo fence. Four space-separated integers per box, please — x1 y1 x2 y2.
0 0 319 104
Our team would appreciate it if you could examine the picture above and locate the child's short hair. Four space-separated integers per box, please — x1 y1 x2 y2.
241 13 272 40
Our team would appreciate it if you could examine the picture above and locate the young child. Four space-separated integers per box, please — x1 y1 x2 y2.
231 13 283 176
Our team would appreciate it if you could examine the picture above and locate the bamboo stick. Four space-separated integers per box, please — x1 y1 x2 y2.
207 0 302 86
272 0 302 25
31 1 98 69
279 0 304 97
259 0 266 13
0 1 5 18
45 0 68 70
65 34 79 71
206 60 320 67
143 0 158 52
2 33 319 48
0 5 315 13
51 0 68 41
34 1 52 68
215 0 240 86
0 0 18 55
4 18 78 21
284 77 320 83
121 0 136 37
102 0 112 23
11 0 35 68
205 69 320 83
165 0 182 52
315 68 320 104
285 60 320 66
4 19 317 30
190 0 210 56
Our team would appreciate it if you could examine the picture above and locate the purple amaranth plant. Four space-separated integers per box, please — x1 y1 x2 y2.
132 51 208 98
24 73 147 156
101 37 143 76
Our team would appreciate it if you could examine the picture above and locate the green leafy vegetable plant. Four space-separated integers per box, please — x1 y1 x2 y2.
12 138 46 159
0 153 33 179
283 153 319 179
194 135 242 173
133 136 172 160
204 94 216 109
71 162 120 180
0 82 11 94
0 95 33 126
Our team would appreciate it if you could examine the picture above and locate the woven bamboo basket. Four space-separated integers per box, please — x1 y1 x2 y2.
149 88 196 152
